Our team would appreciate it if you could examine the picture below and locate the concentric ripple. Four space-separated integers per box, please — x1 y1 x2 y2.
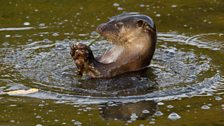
1 32 223 104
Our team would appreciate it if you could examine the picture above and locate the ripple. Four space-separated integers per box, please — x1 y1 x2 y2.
1 33 223 104
0 26 48 31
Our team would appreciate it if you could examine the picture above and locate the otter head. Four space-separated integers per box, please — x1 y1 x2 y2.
96 12 156 46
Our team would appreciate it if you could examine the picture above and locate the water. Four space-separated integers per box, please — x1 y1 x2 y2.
0 0 224 126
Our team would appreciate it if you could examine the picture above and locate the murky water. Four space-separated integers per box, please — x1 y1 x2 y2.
1 0 224 126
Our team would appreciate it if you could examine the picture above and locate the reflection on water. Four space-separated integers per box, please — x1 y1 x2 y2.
0 0 224 125
100 100 157 121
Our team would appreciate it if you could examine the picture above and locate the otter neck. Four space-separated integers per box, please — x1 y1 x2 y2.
121 31 152 53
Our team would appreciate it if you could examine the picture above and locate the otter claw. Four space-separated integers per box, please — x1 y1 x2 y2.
70 43 95 76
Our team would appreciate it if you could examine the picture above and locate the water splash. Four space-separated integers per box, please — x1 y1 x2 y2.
1 32 223 104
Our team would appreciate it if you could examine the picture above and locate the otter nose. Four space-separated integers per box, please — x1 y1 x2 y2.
96 23 106 33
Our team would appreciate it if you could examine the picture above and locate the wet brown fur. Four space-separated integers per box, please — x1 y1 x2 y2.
70 13 157 78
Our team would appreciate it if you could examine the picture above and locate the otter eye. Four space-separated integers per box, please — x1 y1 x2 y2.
137 20 144 27
115 22 124 28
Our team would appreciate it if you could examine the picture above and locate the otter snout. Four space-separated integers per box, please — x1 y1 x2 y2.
96 23 107 33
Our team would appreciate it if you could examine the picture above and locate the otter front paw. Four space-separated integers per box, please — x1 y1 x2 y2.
70 43 100 77
70 43 90 75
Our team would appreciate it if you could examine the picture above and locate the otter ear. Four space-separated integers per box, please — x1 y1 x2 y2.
137 20 151 32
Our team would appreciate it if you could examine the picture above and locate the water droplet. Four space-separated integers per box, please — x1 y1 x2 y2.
39 23 46 27
171 5 177 8
186 105 191 108
215 96 222 101
130 113 138 121
168 112 181 120
149 121 156 124
139 4 145 7
38 104 44 107
34 9 39 12
36 115 42 119
52 32 59 37
74 121 82 125
5 35 11 38
23 22 30 26
10 120 15 123
142 109 150 114
2 42 10 47
127 120 132 123
154 111 163 116
10 104 17 107
201 105 210 110
167 105 174 109
157 102 164 106
155 14 161 17
117 7 124 11
113 3 119 7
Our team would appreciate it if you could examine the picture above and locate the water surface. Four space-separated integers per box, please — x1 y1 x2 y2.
0 0 224 126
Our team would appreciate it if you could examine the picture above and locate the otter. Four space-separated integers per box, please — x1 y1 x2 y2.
70 13 157 78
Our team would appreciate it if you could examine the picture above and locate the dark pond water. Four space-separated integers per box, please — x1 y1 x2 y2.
0 0 224 126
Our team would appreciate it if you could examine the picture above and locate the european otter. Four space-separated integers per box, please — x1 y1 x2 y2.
70 13 157 78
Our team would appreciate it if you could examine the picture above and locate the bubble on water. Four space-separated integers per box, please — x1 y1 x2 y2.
140 124 144 126
171 5 177 8
117 7 124 11
155 14 161 17
113 3 119 7
55 43 66 50
154 111 163 116
74 121 82 125
14 64 21 69
23 22 30 26
139 4 145 7
167 105 174 109
201 105 210 110
186 105 191 108
127 120 133 123
43 39 51 43
76 12 80 16
36 115 42 119
168 112 181 120
5 35 11 38
38 104 44 107
208 103 212 106
39 23 46 27
36 124 42 126
2 42 10 47
86 107 92 110
10 104 17 107
157 102 165 106
142 109 150 114
165 48 176 54
52 32 59 37
215 96 222 101
130 113 138 121
149 121 156 124
34 9 39 12
10 120 15 123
